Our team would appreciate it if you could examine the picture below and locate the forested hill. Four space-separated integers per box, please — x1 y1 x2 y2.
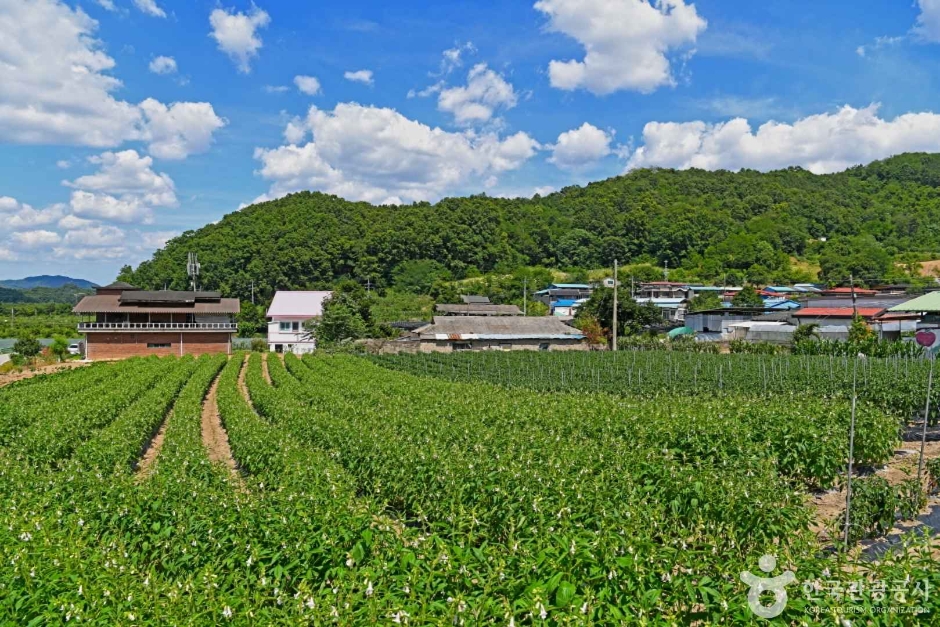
121 153 940 302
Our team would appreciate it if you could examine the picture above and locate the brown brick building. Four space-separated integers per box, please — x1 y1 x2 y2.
73 282 240 360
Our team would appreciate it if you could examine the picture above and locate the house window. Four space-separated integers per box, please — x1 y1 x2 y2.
539 342 550 351
279 322 301 332
453 342 471 351
147 343 171 349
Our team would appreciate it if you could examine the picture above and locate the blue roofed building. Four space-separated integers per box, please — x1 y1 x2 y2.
533 283 593 307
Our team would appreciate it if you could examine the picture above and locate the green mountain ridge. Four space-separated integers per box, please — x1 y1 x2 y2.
121 152 940 301
0 275 98 290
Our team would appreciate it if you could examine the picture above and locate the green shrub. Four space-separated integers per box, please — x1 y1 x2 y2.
250 338 268 352
927 458 940 495
840 476 896 542
895 478 927 520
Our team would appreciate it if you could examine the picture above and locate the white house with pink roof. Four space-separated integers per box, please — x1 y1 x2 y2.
265 290 332 354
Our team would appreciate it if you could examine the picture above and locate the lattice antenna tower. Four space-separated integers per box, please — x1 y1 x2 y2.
187 252 201 292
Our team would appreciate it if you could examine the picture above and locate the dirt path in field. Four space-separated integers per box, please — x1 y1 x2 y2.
812 440 940 540
261 352 272 384
134 411 170 480
0 361 88 388
201 368 242 485
237 353 251 403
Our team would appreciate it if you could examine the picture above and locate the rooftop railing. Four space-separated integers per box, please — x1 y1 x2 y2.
77 322 237 331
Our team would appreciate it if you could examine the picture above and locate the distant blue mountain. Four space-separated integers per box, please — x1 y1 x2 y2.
0 275 98 289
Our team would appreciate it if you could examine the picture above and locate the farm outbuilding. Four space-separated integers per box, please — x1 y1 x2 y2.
435 303 522 316
413 316 586 352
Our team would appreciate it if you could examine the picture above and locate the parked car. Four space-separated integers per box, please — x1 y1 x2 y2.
68 343 82 356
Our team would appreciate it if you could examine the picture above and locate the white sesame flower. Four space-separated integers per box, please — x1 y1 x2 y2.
365 581 373 597
222 606 233 619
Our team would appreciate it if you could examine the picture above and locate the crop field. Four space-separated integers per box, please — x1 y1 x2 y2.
0 351 938 624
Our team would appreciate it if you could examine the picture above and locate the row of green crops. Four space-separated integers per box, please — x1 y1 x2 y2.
238 352 936 623
372 350 938 421
0 353 937 624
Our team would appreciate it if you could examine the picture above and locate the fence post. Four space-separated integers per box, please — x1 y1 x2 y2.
917 358 935 486
844 357 860 549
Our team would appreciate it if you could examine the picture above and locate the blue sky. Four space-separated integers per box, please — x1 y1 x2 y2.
3 0 940 284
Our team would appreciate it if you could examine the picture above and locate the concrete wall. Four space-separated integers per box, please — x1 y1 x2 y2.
85 332 232 360
418 338 587 353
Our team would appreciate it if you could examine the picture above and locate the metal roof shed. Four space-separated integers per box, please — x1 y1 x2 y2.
889 292 940 313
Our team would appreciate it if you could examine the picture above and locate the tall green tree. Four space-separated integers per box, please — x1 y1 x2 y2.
731 285 764 308
575 288 661 342
689 291 723 312
49 336 69 362
13 334 42 361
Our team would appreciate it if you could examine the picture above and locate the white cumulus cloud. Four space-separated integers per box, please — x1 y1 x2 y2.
344 70 374 85
209 5 270 73
133 0 165 18
255 102 540 205
549 122 613 169
64 149 178 222
914 0 940 42
11 230 62 248
437 64 518 125
63 224 126 246
138 99 226 160
0 0 224 157
293 75 321 96
149 56 177 75
626 104 940 174
534 0 707 95
67 150 177 206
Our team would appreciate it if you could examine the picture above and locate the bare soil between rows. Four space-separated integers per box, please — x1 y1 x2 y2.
812 440 940 544
134 412 170 480
0 361 88 388
201 366 242 485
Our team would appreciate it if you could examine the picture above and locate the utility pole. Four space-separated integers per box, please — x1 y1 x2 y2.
664 260 669 282
251 281 255 305
523 278 527 316
612 259 618 352
850 273 857 317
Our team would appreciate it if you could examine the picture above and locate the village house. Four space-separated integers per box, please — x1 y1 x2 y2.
435 295 522 316
635 281 693 300
634 297 687 323
73 282 239 360
533 283 593 307
412 316 586 352
266 290 332 354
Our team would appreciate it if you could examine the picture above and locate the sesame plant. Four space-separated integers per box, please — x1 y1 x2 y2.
0 351 937 624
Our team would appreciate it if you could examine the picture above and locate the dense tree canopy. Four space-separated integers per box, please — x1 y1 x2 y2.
120 153 940 300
